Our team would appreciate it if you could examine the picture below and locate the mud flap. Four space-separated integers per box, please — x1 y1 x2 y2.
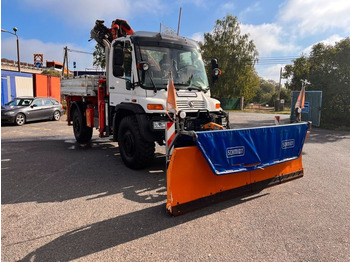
166 122 309 216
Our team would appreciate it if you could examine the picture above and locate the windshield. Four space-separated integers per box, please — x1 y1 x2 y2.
136 44 209 91
6 98 33 106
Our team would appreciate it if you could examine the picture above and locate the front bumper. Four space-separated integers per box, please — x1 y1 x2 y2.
1 114 15 124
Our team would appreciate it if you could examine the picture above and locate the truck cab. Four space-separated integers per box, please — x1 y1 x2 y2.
109 32 228 138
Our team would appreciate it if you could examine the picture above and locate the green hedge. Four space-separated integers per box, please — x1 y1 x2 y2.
217 98 240 110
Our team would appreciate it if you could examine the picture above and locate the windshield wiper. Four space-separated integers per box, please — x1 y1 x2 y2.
147 71 158 93
187 85 202 91
173 83 189 86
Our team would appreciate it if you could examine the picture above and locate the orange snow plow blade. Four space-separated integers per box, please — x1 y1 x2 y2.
166 123 309 216
166 146 304 216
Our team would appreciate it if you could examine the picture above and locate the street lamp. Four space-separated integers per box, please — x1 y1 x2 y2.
1 27 21 72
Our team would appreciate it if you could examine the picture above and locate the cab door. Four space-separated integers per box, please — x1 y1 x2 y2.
109 40 134 107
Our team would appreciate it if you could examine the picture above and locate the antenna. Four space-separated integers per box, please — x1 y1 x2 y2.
177 7 182 36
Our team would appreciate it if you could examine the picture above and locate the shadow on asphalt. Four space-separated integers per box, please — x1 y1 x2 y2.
16 193 268 262
305 127 350 144
1 139 166 205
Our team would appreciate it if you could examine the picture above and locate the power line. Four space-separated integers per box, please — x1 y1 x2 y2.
256 56 300 66
67 48 93 55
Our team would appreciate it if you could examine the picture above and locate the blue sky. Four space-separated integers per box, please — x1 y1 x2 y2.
1 0 350 82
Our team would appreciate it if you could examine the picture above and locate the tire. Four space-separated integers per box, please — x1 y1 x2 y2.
53 110 61 121
15 113 26 126
118 115 155 169
72 109 93 143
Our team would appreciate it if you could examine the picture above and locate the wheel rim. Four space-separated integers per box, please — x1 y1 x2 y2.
16 114 25 125
122 131 136 158
54 111 60 120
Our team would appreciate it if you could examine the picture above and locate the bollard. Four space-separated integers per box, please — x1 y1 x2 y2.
275 116 280 125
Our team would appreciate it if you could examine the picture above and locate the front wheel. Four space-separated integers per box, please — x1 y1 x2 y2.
73 109 93 143
15 113 26 126
118 115 155 169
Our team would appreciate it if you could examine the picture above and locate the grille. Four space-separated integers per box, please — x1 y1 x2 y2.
177 100 205 110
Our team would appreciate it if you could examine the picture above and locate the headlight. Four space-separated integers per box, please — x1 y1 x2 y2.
153 121 166 130
179 110 186 119
4 111 15 115
221 117 227 126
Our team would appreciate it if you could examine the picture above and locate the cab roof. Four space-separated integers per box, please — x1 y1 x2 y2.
126 31 199 49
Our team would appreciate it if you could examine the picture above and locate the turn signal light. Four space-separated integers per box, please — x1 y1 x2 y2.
215 103 221 109
147 104 164 110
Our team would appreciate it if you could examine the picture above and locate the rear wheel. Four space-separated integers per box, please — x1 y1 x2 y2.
73 109 93 143
15 113 25 126
118 115 155 169
53 110 61 121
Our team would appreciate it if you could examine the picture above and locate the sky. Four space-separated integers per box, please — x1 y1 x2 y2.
1 0 350 82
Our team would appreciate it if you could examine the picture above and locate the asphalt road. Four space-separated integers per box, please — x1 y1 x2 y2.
1 113 350 261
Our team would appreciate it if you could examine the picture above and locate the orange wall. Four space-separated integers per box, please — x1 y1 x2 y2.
34 74 48 97
50 76 61 102
34 74 61 102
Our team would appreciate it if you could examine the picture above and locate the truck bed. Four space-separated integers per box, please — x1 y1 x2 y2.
61 75 103 97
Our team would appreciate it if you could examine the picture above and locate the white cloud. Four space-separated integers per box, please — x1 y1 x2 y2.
221 2 235 12
1 37 94 70
241 23 300 56
256 64 286 83
22 0 166 29
279 0 350 35
216 1 235 16
190 32 204 43
239 2 261 20
302 34 345 55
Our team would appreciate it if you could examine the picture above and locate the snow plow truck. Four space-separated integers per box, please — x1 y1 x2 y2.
61 19 310 216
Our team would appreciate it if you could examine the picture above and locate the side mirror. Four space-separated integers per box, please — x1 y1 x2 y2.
137 61 149 84
31 104 38 108
113 46 124 77
211 58 221 83
212 68 221 77
137 61 149 72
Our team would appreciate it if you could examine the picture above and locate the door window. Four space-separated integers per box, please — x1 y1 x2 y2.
123 41 132 80
33 99 43 106
44 98 53 106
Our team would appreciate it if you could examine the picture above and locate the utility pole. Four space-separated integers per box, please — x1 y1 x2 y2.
278 67 282 100
62 46 69 78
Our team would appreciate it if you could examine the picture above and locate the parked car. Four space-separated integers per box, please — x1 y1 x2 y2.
1 97 64 126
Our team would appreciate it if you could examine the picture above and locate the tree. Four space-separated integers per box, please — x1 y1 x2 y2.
200 15 260 101
41 70 61 77
283 38 350 127
283 55 310 90
93 44 106 69
279 87 292 106
252 78 279 105
162 25 176 36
